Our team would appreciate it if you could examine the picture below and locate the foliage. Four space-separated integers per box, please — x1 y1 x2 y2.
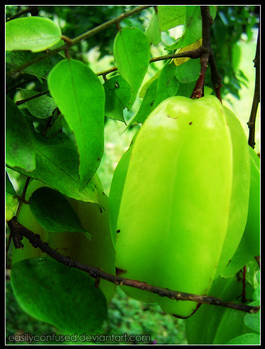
5 5 260 345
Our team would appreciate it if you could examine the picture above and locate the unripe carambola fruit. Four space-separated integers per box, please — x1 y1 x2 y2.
12 178 116 303
222 146 260 277
115 95 250 317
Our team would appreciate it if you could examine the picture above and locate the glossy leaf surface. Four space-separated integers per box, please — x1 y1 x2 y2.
6 17 61 52
113 27 150 104
48 59 105 188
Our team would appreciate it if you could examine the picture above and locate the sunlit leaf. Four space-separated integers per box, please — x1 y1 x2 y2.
48 59 105 188
6 17 61 52
114 27 150 105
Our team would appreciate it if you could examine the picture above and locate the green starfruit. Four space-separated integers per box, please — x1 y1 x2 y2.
114 95 250 317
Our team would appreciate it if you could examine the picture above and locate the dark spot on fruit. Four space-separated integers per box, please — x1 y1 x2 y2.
189 121 192 125
116 229 120 233
150 101 154 107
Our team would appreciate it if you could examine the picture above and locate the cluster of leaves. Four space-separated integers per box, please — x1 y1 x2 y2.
209 5 259 98
5 5 260 345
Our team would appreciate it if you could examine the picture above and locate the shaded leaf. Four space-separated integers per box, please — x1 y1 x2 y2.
6 16 61 52
6 96 36 172
11 257 107 335
48 59 105 189
20 89 57 119
29 187 87 233
104 75 131 122
6 51 63 80
6 172 16 195
175 58 201 83
226 333 260 345
6 98 103 204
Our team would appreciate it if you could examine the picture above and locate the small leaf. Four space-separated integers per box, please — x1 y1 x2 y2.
20 89 57 119
29 187 87 233
6 17 61 52
48 59 105 188
173 39 202 66
6 97 36 172
175 58 201 83
104 75 131 122
154 63 179 105
6 172 16 196
145 13 161 45
244 306 260 334
129 78 158 125
226 333 260 345
157 6 186 31
6 51 63 80
11 257 108 335
113 27 150 105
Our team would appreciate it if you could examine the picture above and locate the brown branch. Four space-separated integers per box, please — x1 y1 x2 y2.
209 52 222 102
97 48 203 77
7 216 260 315
248 28 260 149
7 6 151 76
191 6 212 99
12 49 204 104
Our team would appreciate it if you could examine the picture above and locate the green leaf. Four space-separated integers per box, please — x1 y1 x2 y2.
6 172 16 195
129 78 158 125
244 307 260 334
175 58 201 83
20 89 57 119
129 63 179 126
29 187 87 233
113 27 150 105
48 59 105 188
6 51 63 80
154 63 179 105
11 257 107 335
6 96 36 172
226 333 260 345
6 98 103 204
104 75 131 122
213 307 249 344
6 17 61 52
145 13 161 45
157 6 186 31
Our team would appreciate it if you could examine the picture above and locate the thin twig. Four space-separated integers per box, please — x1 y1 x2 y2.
16 90 49 105
7 217 260 314
7 6 151 76
13 49 204 105
248 28 260 149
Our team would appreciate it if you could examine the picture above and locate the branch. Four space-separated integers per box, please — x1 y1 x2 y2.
6 6 38 21
191 6 212 99
7 217 260 315
7 5 151 76
14 49 203 105
98 48 203 77
15 90 49 106
248 28 260 149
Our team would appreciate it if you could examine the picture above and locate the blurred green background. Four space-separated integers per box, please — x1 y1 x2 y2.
6 5 260 345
